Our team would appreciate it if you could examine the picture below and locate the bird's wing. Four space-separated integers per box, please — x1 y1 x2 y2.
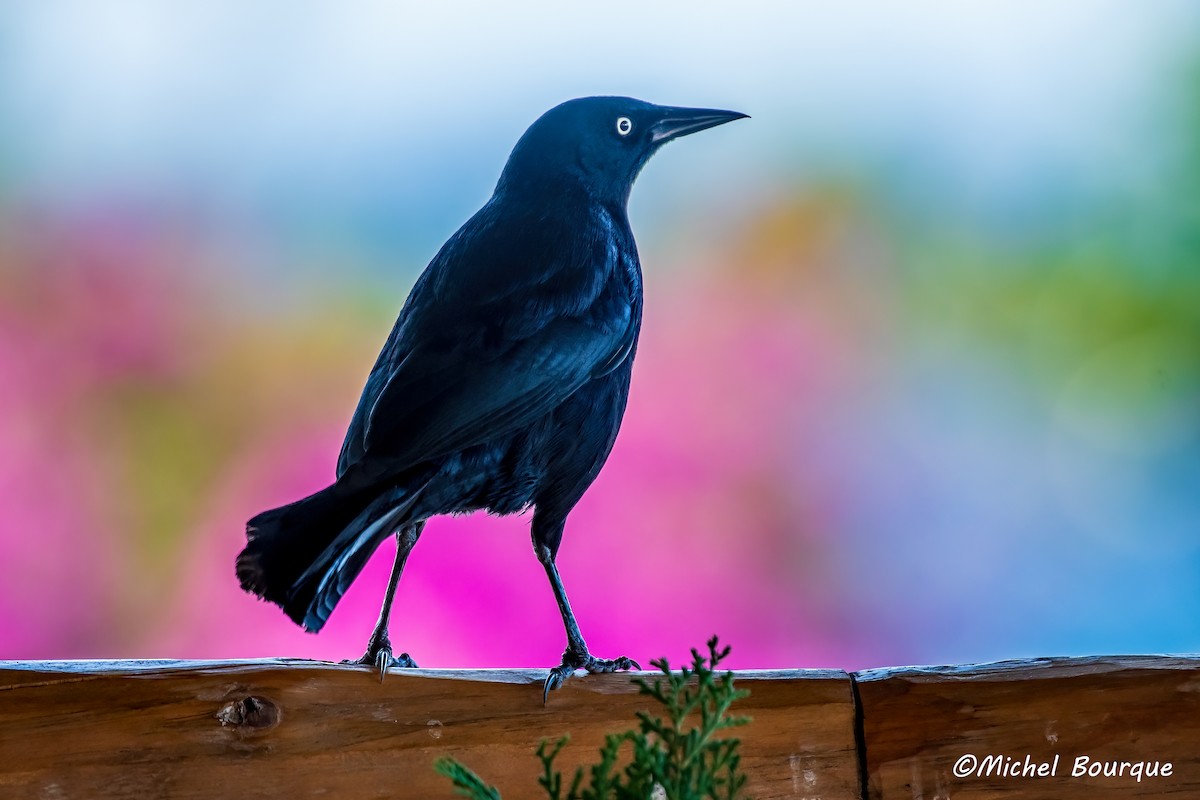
337 198 639 478
358 312 632 471
336 309 412 478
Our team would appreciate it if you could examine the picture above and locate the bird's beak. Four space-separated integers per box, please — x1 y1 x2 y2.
649 106 749 144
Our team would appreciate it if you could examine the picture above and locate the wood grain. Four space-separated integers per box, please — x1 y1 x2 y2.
0 661 859 800
855 656 1200 800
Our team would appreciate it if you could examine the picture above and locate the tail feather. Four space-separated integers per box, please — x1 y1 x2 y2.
289 490 421 631
237 473 427 633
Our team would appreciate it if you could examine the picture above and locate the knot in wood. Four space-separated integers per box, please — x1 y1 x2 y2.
217 695 281 733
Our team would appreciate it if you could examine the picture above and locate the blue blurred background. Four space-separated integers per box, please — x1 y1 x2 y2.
1 1 1197 671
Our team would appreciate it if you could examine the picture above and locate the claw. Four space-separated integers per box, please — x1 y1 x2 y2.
374 648 390 682
542 649 638 704
542 666 570 705
342 633 418 681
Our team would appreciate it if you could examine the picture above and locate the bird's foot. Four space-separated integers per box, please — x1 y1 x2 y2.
542 647 640 704
342 633 418 682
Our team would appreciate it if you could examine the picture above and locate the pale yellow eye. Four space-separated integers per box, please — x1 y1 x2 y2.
616 117 633 136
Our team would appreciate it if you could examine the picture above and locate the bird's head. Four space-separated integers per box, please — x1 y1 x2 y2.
497 96 747 207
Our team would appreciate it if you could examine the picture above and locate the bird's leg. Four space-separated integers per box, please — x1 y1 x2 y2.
344 521 425 680
537 544 639 703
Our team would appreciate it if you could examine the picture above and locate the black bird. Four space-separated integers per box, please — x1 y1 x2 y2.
237 96 746 699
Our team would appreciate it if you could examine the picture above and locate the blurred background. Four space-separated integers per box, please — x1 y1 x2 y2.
1 1 1197 671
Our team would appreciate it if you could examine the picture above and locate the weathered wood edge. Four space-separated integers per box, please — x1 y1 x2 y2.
6 654 1197 682
853 654 1200 683
0 660 848 682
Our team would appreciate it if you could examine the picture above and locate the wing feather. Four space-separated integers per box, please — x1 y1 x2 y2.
361 317 627 469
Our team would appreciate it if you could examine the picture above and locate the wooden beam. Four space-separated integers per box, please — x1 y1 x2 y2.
0 661 859 799
6 656 1200 799
855 656 1200 800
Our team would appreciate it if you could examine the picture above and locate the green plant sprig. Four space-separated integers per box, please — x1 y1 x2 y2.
434 636 751 800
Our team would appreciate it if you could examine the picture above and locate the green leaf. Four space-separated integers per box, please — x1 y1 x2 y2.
434 756 503 800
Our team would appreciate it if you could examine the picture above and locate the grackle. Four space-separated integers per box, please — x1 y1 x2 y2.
237 96 746 700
